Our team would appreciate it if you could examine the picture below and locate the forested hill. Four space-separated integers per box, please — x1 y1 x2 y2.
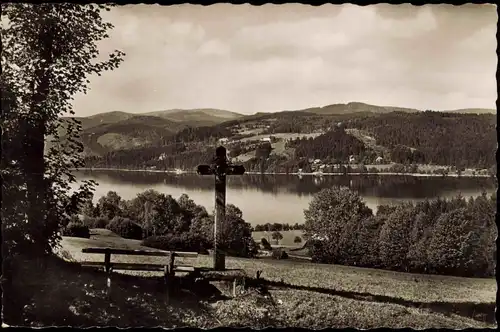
83 110 497 172
349 111 497 168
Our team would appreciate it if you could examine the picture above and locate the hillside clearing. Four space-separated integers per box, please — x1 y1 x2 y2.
238 132 322 143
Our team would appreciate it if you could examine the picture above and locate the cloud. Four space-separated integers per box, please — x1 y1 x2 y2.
197 39 230 57
72 4 497 116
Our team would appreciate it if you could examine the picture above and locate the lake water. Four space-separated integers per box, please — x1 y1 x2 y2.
73 170 497 226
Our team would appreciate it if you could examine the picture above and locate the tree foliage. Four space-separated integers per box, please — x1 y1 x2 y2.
304 187 496 277
77 190 257 258
271 231 283 243
378 204 415 271
304 186 373 263
1 3 124 256
351 111 496 168
220 204 258 257
106 217 143 240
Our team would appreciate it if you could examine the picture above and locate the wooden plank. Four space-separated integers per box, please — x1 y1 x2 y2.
174 252 199 258
82 262 164 271
82 262 197 272
82 247 198 257
175 266 196 272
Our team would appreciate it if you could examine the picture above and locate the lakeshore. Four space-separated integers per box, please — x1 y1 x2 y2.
70 167 493 178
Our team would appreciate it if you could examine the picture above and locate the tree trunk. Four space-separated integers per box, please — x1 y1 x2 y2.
22 118 47 252
22 19 54 253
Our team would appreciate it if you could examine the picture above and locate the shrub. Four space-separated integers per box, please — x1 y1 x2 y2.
307 239 332 263
94 217 110 228
272 248 288 260
62 222 90 239
83 216 109 229
294 236 302 244
341 215 384 268
261 238 272 250
427 208 493 277
142 232 211 253
220 204 257 258
378 204 415 271
106 217 143 240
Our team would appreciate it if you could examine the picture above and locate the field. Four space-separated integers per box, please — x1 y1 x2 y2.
252 230 305 247
5 229 485 328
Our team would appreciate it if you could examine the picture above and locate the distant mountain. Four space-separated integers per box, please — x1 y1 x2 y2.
287 102 496 116
296 102 420 115
52 109 243 156
443 108 496 115
73 111 136 130
54 103 494 157
144 108 244 125
79 116 181 156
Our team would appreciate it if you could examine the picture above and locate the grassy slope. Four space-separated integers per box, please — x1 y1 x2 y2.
15 229 490 328
233 133 322 162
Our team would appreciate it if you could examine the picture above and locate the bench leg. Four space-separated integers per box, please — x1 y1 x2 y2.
165 253 176 303
232 278 237 298
106 267 113 299
106 267 113 296
164 265 170 303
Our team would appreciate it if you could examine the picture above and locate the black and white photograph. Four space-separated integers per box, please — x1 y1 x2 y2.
1 3 497 329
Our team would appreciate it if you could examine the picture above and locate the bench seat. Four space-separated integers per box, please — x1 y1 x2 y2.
81 261 197 273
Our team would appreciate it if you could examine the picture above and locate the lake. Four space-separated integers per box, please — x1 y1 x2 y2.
72 170 497 226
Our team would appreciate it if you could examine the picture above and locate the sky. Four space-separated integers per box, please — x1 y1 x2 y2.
71 4 498 117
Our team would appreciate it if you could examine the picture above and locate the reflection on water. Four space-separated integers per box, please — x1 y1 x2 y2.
73 170 497 226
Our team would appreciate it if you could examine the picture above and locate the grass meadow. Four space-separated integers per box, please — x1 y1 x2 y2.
5 228 486 328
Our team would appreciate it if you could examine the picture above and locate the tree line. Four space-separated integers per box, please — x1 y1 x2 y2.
304 187 496 278
253 222 306 232
71 190 257 257
84 146 217 170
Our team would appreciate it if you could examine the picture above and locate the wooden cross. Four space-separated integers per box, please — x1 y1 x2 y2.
197 146 245 271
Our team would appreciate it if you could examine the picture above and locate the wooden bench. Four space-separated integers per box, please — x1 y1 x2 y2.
81 247 199 299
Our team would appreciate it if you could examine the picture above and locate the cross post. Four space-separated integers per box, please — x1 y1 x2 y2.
197 146 245 271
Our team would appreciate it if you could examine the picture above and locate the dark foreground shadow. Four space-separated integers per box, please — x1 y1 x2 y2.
3 253 495 327
1 254 226 328
246 276 496 324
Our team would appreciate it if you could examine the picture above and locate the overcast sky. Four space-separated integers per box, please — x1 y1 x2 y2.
71 4 497 117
